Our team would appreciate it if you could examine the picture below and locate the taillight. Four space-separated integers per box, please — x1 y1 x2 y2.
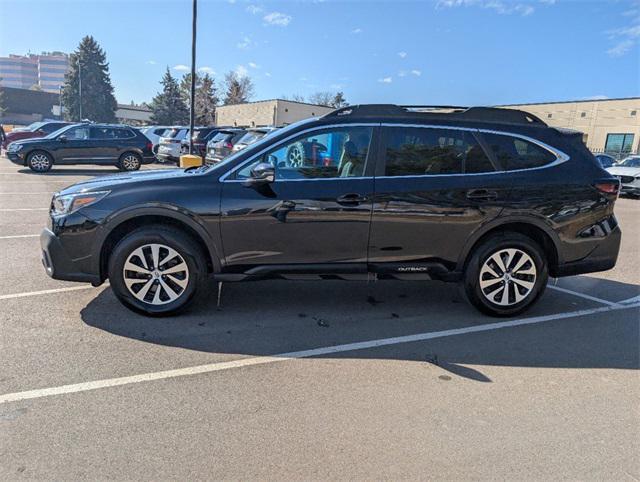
224 142 233 149
146 141 153 151
594 180 620 195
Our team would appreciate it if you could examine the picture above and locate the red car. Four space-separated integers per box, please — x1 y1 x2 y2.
2 121 70 151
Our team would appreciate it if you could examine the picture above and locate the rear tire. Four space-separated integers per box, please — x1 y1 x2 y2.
108 226 208 316
118 152 142 171
463 232 548 317
27 150 53 172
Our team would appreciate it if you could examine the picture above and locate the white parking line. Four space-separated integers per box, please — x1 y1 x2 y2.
0 285 96 301
0 234 39 239
1 301 637 405
619 294 640 305
547 284 621 307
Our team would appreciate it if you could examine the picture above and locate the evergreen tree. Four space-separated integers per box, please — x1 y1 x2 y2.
149 68 189 125
223 71 254 105
195 73 218 125
61 36 118 122
0 84 6 117
309 91 349 108
331 91 348 108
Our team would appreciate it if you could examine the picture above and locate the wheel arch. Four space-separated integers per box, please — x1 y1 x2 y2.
95 207 222 281
458 216 561 276
25 148 55 166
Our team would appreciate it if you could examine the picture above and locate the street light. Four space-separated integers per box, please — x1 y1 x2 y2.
189 0 197 155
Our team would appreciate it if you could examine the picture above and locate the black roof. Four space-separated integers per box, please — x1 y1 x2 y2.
322 104 547 127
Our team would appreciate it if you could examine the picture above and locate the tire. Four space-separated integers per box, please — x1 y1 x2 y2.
118 152 142 171
27 150 53 172
108 226 208 316
463 232 548 317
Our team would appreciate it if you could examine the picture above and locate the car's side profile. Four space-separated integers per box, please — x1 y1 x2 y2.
40 105 622 317
7 123 155 172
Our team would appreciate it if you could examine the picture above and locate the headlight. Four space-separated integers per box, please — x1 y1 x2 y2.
51 191 110 216
8 143 23 151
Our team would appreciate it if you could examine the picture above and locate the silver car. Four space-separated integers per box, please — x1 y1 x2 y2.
157 127 188 164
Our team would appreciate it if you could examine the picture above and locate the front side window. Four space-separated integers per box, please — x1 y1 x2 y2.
383 127 494 176
236 126 373 180
481 133 556 171
65 126 90 140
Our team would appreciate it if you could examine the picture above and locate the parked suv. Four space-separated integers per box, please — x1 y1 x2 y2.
204 128 246 164
2 121 70 151
7 123 155 172
157 127 188 163
40 104 621 317
180 127 219 158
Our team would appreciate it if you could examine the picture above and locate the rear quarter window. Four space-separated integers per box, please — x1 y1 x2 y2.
481 133 557 171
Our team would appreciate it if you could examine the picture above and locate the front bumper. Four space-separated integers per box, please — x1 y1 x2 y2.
40 228 101 284
620 184 640 196
7 151 26 165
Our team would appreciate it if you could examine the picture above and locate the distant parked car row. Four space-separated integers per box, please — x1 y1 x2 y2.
606 155 640 197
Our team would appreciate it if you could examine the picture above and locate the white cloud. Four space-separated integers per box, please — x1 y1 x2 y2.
581 95 609 101
398 51 407 58
264 12 292 26
606 12 640 57
352 28 363 34
237 36 253 49
436 0 537 16
248 62 259 69
607 39 634 57
173 64 189 71
411 69 422 76
146 60 156 65
398 70 407 77
378 77 392 84
235 65 249 77
246 4 263 15
198 66 215 74
265 72 272 77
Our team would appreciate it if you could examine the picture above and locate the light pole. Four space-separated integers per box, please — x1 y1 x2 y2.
77 57 82 121
188 0 197 155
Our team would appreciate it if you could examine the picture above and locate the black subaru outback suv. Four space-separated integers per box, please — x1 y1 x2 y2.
40 105 621 317
7 123 155 172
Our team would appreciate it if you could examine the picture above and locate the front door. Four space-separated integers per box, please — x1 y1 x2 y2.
369 125 508 270
220 125 377 271
55 125 93 163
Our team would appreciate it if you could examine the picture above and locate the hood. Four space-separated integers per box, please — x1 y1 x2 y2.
9 135 47 147
607 166 640 177
6 130 39 141
57 168 192 195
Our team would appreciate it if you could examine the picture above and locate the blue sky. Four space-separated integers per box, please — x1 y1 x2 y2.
0 0 638 106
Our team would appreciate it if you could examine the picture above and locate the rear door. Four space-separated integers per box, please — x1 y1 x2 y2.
90 126 119 162
369 125 508 270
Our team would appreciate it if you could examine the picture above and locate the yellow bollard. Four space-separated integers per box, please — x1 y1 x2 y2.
179 154 203 168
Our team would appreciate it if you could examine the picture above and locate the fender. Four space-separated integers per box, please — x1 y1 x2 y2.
90 202 223 275
455 213 564 272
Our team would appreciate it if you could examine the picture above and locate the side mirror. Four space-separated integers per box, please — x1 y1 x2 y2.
243 162 275 187
58 135 67 142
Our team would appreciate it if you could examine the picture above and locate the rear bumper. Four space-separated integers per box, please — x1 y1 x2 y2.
553 225 622 277
156 153 179 164
40 228 101 284
142 155 156 165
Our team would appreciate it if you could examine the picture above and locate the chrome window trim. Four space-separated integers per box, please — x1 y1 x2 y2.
219 123 379 183
218 122 570 183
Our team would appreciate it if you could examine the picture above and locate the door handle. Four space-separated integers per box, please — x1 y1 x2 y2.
466 189 498 201
337 193 366 206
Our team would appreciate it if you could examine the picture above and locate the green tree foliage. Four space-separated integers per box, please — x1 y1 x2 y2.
61 36 118 122
149 68 189 125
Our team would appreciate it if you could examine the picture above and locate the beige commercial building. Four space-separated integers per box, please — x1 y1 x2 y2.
503 97 640 157
215 99 334 128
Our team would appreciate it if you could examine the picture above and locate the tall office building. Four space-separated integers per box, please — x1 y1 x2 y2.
0 53 69 93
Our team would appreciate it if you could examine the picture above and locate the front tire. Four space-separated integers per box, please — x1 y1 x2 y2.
27 150 53 172
108 227 208 316
118 152 142 171
463 233 548 317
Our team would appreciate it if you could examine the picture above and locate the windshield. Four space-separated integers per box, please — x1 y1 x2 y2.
620 157 640 167
27 122 46 132
237 131 266 145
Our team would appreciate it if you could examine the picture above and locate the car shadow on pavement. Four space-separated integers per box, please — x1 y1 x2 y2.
16 168 124 176
80 276 640 383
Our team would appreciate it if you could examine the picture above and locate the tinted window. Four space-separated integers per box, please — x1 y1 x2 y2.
91 127 116 139
115 128 134 139
154 128 168 136
41 123 65 134
481 133 556 171
383 127 493 176
66 126 90 140
236 126 373 180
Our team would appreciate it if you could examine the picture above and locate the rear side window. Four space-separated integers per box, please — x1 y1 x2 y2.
114 128 135 139
383 127 494 176
91 127 116 139
481 133 556 171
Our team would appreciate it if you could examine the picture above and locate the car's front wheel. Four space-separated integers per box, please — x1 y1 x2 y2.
27 150 53 172
118 152 142 171
108 227 208 316
463 233 548 317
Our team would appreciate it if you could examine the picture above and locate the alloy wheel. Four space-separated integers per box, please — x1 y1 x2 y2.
30 153 50 171
122 243 189 305
287 145 304 167
121 154 140 170
479 248 537 306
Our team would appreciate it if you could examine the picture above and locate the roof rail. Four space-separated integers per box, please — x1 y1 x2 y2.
323 104 546 126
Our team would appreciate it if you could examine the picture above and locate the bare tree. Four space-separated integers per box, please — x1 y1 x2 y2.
308 91 334 107
223 71 254 105
282 93 306 103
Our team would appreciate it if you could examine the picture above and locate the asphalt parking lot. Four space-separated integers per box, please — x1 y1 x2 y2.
0 161 638 480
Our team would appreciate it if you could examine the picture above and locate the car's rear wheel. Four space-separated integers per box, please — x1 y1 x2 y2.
118 152 142 171
27 150 53 172
463 233 548 317
108 227 208 316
